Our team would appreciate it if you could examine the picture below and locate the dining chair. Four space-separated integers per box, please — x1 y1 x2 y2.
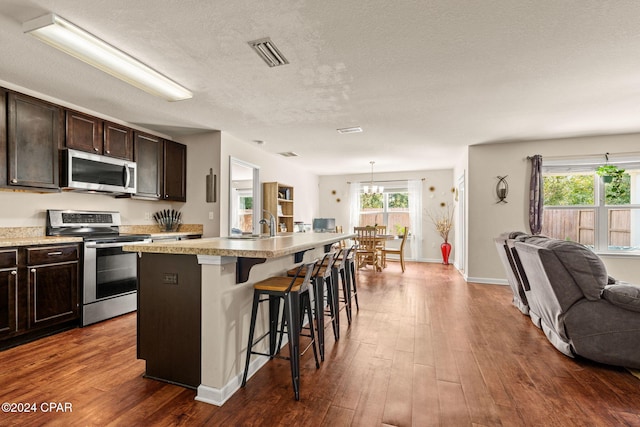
335 225 347 248
354 226 381 270
382 226 409 272
374 225 387 250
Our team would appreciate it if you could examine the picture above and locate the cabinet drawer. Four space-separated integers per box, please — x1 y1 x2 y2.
27 245 79 265
0 249 18 269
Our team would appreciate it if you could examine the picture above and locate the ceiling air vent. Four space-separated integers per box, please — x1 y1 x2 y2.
337 126 363 134
279 152 298 157
248 38 289 67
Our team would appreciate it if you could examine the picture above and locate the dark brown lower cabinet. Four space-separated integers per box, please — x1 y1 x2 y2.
0 244 80 349
27 246 79 329
0 249 19 339
137 253 201 388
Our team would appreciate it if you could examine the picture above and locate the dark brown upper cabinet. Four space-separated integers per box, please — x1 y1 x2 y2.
134 133 186 201
65 110 102 154
66 110 133 161
163 139 186 202
0 89 7 187
6 92 62 190
134 132 163 199
104 121 133 160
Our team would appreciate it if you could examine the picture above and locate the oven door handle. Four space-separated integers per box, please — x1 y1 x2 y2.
85 239 152 249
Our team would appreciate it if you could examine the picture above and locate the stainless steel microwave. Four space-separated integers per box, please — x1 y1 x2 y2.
61 149 137 194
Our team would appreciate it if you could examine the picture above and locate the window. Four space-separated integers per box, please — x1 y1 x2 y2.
359 189 410 236
542 155 640 252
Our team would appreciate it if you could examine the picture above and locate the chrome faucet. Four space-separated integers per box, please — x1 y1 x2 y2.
259 209 276 237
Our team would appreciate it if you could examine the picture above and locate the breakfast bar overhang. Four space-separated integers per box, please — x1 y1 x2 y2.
123 232 353 406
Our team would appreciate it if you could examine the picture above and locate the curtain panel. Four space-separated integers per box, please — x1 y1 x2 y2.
528 154 543 235
408 179 423 260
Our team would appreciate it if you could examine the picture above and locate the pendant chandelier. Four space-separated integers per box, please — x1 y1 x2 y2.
363 161 383 194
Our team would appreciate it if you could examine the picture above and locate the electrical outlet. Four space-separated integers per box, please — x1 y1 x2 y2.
144 212 151 220
208 211 214 220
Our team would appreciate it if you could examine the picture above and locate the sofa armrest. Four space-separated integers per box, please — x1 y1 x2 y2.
602 283 640 313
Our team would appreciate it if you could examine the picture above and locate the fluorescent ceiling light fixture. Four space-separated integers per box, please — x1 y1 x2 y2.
337 126 363 134
23 13 192 101
248 38 289 67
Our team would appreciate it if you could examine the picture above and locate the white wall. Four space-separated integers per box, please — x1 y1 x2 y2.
467 132 640 284
180 131 221 237
318 169 454 262
218 133 319 236
0 189 177 229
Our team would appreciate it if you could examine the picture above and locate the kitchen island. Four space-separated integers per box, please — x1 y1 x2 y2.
123 232 352 406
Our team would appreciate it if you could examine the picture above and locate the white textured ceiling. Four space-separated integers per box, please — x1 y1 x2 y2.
1 0 640 175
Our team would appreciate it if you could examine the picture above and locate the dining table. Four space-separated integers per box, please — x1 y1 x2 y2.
355 233 397 271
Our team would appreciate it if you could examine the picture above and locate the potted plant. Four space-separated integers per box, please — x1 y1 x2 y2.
596 164 624 183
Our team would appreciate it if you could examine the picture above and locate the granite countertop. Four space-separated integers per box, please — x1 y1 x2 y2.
0 236 83 248
0 224 203 248
0 227 83 248
123 232 354 258
120 224 203 237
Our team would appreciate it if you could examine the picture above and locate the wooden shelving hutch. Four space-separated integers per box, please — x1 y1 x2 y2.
263 182 294 234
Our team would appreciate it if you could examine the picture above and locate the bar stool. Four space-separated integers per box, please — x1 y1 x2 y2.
287 250 340 361
335 245 360 325
344 244 359 313
241 259 319 401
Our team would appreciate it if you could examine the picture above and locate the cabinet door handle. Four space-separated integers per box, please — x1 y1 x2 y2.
30 268 36 273
94 147 100 152
48 251 63 256
10 178 17 184
10 270 16 276
106 150 110 154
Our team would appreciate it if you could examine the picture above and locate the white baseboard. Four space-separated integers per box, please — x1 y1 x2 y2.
195 354 270 406
466 276 508 285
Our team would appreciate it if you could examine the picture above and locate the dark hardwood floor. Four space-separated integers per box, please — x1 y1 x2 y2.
1 261 639 426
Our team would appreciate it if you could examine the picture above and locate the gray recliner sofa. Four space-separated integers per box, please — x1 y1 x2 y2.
495 232 640 369
494 232 529 315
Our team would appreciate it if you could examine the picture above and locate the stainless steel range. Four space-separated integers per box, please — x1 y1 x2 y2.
46 209 151 326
